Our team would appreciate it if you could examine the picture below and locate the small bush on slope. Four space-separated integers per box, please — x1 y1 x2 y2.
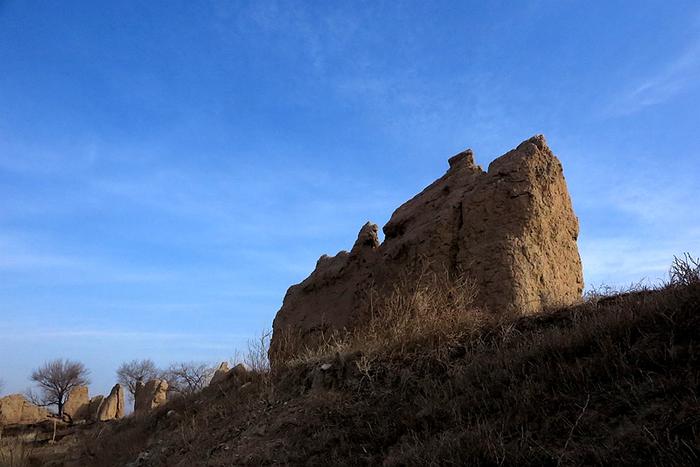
76 257 700 466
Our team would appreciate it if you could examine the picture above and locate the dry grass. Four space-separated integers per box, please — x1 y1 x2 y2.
0 434 35 467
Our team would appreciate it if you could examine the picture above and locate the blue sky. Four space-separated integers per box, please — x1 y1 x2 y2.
1 1 699 397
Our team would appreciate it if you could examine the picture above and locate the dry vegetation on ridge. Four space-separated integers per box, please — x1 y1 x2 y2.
4 255 700 466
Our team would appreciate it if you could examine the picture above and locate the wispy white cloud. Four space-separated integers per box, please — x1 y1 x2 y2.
0 250 81 271
605 171 698 226
555 139 700 290
605 39 700 116
610 187 691 225
0 134 103 176
0 233 176 284
89 160 400 243
212 0 363 77
580 231 700 289
209 2 514 151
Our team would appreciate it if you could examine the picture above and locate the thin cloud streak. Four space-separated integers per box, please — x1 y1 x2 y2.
605 39 700 116
0 233 184 287
0 328 247 341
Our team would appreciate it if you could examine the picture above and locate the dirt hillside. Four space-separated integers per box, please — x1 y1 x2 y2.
16 264 698 467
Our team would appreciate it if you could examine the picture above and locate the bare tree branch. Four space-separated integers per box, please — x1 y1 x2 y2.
29 359 90 416
116 359 159 400
162 362 213 397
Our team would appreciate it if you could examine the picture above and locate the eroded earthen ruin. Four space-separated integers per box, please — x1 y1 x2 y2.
270 135 584 360
0 394 50 425
95 384 125 421
63 385 90 422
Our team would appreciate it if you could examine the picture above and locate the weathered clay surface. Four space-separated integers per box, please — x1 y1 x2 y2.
270 135 583 360
63 385 90 422
134 379 168 413
96 384 125 421
0 394 50 425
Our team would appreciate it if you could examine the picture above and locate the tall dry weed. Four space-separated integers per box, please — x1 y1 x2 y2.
669 253 700 287
243 329 272 373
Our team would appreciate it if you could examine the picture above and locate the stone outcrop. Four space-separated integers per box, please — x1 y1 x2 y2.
0 394 50 425
270 135 584 360
96 384 125 421
209 362 230 386
63 385 90 422
134 379 168 414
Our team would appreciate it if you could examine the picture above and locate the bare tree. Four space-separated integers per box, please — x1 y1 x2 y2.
243 329 271 373
0 377 4 395
29 359 90 416
116 359 159 399
162 362 213 397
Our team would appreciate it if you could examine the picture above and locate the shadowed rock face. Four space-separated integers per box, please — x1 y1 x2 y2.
270 135 584 361
88 396 104 421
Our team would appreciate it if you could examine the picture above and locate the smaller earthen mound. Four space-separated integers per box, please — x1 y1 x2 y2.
134 379 168 414
96 384 125 421
209 362 230 386
0 394 50 425
63 385 90 422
